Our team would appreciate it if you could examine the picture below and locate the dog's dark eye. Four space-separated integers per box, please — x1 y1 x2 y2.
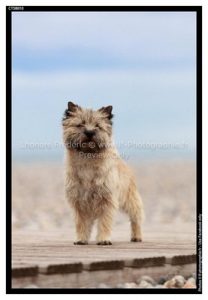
95 123 100 128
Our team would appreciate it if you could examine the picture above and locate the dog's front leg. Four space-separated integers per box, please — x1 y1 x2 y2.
96 205 115 245
74 212 93 245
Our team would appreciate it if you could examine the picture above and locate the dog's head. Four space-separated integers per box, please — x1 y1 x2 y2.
62 102 113 153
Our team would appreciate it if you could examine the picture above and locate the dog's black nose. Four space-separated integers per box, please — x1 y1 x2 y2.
84 129 95 138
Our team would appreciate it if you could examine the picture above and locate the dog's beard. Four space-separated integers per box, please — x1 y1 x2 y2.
65 134 108 153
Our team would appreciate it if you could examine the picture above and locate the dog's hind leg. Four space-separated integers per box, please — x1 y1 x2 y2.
122 188 144 242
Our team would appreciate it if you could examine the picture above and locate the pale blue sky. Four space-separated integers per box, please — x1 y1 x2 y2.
12 11 196 161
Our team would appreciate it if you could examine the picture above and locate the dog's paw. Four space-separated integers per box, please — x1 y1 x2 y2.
97 240 112 245
74 240 88 245
131 237 142 242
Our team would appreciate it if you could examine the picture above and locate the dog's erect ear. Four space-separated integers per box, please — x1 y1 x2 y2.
98 105 113 120
68 101 79 112
62 101 79 122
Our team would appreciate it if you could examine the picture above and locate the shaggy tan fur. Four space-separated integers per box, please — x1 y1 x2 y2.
62 102 144 245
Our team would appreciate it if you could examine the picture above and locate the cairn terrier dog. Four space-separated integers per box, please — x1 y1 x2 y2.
62 102 144 245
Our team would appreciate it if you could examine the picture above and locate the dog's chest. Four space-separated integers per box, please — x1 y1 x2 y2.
76 167 97 185
75 167 104 195
70 164 111 209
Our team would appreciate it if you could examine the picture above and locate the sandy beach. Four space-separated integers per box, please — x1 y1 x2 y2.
12 160 196 233
11 159 197 288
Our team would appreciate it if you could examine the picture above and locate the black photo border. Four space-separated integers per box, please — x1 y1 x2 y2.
6 5 202 294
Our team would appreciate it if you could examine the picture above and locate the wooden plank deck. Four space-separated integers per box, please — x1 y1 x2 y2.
12 226 196 288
